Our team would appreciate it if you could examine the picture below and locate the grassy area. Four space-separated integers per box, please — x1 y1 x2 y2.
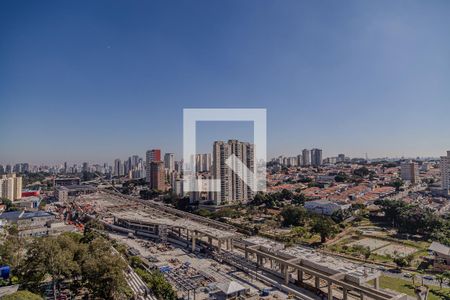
376 276 450 300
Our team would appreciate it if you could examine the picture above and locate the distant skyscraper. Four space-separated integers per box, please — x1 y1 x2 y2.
164 153 175 172
401 160 419 184
213 140 254 205
311 148 323 167
440 151 450 192
146 149 161 183
149 161 165 191
302 149 310 166
114 159 124 177
82 162 89 172
131 155 139 168
13 164 21 173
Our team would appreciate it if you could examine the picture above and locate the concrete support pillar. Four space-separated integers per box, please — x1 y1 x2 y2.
284 265 289 285
191 236 196 252
297 270 303 285
343 287 348 300
226 239 230 250
269 259 273 269
280 264 285 274
315 276 320 289
360 292 365 300
244 247 248 259
186 230 190 248
327 281 333 300
218 240 222 253
373 277 380 289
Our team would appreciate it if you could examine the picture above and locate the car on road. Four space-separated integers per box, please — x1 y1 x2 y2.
423 275 434 281
403 273 413 278
388 269 402 274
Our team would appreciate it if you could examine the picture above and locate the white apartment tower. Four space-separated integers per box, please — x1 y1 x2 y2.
0 173 22 201
212 140 254 205
440 151 450 192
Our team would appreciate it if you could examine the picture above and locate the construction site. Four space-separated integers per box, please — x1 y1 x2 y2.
67 190 409 300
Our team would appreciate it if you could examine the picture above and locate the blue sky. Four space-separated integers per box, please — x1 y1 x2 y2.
1 0 450 164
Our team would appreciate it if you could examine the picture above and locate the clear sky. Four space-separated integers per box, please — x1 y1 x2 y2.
1 0 450 165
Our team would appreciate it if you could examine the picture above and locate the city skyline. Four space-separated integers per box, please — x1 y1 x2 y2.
2 1 450 163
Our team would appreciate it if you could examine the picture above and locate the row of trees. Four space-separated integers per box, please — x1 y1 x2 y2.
280 206 338 243
251 190 306 208
0 221 132 300
374 199 450 245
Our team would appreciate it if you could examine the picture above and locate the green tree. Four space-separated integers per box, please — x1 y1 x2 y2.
390 179 404 191
82 218 105 243
20 236 80 299
436 273 446 289
0 197 17 211
0 228 26 278
281 206 307 227
353 167 370 177
292 193 306 206
334 172 349 183
280 189 293 200
443 271 450 288
80 238 130 299
136 269 176 300
310 216 337 243
393 256 410 269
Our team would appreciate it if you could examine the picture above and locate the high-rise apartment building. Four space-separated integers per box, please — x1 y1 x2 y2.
164 153 175 172
195 153 212 172
146 149 161 183
401 160 420 184
131 155 139 168
311 148 323 167
149 161 165 191
301 149 310 166
0 173 22 200
212 140 254 205
337 154 346 163
440 151 450 192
